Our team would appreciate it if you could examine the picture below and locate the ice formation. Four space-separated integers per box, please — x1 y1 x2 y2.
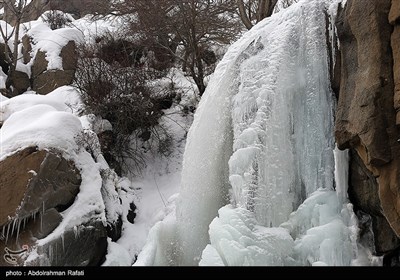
136 0 372 266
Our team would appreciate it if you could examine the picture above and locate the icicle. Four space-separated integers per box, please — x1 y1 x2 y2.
5 222 11 244
61 233 65 252
41 202 45 232
55 242 58 265
11 218 17 237
1 225 5 240
48 244 53 263
73 225 81 239
23 217 27 231
15 219 22 244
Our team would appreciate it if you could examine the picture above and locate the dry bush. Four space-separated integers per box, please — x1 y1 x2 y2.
74 34 175 174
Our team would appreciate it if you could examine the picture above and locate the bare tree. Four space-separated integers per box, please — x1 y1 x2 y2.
237 0 278 30
107 0 240 96
0 1 26 77
0 0 44 96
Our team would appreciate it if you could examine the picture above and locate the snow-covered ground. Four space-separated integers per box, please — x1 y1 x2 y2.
109 69 197 264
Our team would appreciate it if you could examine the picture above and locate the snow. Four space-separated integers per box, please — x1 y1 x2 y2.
134 208 179 266
199 245 224 266
0 70 7 90
0 86 81 124
0 104 81 159
102 238 131 266
71 15 127 44
26 22 83 70
0 93 8 102
108 70 195 265
0 20 13 45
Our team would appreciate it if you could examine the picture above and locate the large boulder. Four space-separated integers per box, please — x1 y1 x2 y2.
0 147 84 266
32 69 76 95
6 70 31 97
335 0 400 261
0 147 81 228
32 40 78 95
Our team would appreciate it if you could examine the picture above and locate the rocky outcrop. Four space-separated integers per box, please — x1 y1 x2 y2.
32 69 76 95
32 41 78 95
390 0 400 125
334 0 400 261
0 36 78 96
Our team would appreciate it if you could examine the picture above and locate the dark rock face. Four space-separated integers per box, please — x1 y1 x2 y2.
348 151 400 253
26 221 108 266
335 0 400 262
6 70 31 97
106 216 123 242
390 0 400 125
29 208 63 240
0 43 10 74
32 50 48 79
0 147 81 227
127 202 137 224
22 35 33 64
32 69 76 95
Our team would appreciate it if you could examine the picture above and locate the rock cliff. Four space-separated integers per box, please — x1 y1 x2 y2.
334 0 400 264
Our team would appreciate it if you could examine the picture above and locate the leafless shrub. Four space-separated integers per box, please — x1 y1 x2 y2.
73 34 175 174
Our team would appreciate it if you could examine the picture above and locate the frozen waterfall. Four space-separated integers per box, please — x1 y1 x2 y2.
135 0 374 266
